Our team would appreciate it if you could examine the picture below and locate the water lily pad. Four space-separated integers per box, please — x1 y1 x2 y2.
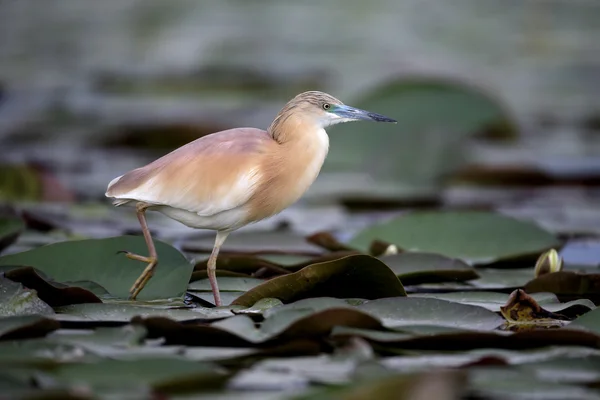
381 252 479 285
49 358 229 393
382 346 600 373
231 254 406 307
188 277 265 292
323 77 514 187
0 216 25 253
188 291 245 307
411 291 595 317
524 271 600 304
0 235 193 300
569 307 600 334
0 277 54 317
469 268 535 289
333 325 600 352
4 266 102 307
139 298 381 346
193 255 288 279
349 211 561 265
356 297 504 330
0 315 59 340
183 231 323 256
54 303 235 322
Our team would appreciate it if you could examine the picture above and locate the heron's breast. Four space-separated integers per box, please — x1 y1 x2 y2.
247 128 329 221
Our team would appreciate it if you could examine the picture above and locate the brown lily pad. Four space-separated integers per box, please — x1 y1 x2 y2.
524 271 600 304
231 254 406 307
4 266 103 307
0 315 60 341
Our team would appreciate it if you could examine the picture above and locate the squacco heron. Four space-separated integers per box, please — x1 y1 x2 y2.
105 91 396 306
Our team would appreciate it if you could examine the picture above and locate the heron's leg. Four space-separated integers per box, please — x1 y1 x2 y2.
126 202 158 300
207 231 229 307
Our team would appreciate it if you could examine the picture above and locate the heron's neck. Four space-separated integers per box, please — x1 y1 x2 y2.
269 113 325 144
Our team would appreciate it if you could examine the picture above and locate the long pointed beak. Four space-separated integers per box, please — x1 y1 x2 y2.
332 104 397 123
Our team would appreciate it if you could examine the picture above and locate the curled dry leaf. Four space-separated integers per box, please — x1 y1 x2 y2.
305 231 356 253
500 289 569 329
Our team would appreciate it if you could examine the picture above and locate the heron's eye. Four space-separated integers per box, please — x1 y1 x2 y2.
322 103 331 110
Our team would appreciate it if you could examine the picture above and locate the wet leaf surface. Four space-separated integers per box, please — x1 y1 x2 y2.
231 254 406 307
0 277 54 317
0 236 193 300
349 210 561 264
54 303 235 323
355 297 504 330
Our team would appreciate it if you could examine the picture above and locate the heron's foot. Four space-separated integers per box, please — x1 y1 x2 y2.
119 251 158 300
120 251 155 264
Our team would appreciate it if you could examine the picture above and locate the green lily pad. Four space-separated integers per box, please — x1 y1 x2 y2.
468 367 600 400
0 235 193 300
184 231 323 256
381 346 600 373
569 307 600 334
139 298 381 346
323 77 514 186
356 297 504 330
54 303 235 322
49 358 229 393
0 216 25 253
381 252 479 285
188 291 245 307
469 268 535 289
0 277 54 317
231 254 406 307
410 292 595 317
235 298 284 315
333 325 600 352
188 277 265 292
349 211 560 265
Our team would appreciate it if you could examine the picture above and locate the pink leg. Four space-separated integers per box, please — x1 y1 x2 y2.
127 202 158 300
207 231 229 306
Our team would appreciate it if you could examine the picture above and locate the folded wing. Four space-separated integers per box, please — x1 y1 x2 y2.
105 127 273 216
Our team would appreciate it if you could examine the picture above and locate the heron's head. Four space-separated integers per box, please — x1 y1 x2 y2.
289 91 397 128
